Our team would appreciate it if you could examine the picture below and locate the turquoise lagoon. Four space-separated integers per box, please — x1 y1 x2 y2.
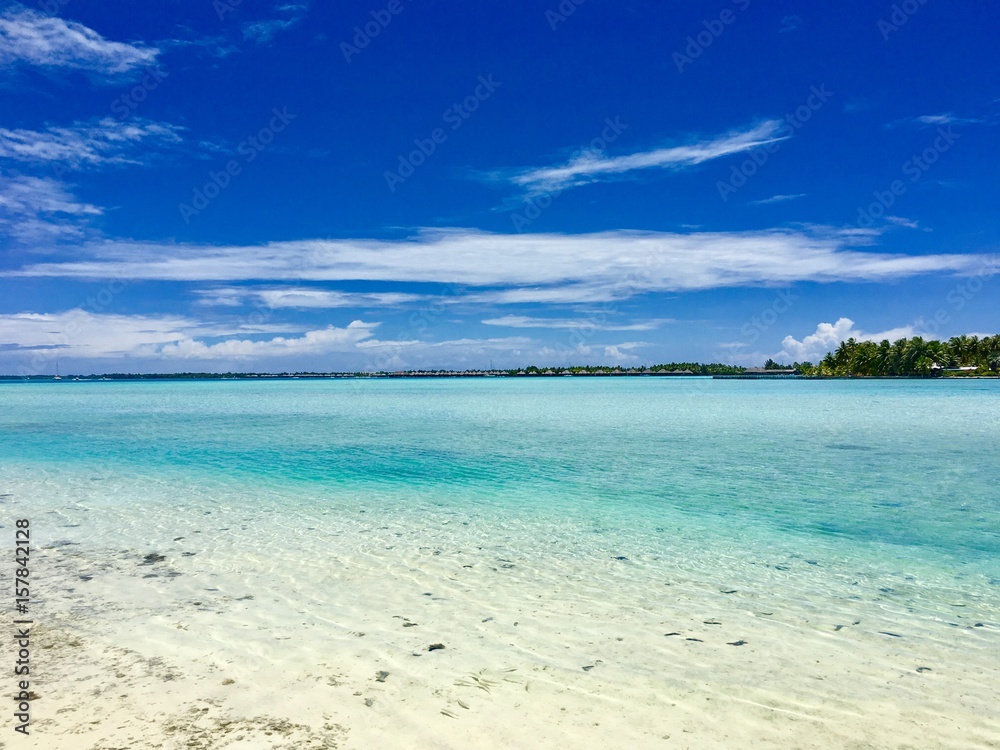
2 378 999 746
3 377 999 568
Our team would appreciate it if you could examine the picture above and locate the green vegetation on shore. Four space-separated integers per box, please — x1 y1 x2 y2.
0 363 746 380
797 334 1000 377
3 337 998 380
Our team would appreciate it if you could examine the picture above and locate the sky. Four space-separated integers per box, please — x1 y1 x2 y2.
0 0 997 374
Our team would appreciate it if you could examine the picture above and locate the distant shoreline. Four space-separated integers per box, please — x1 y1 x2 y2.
1 372 996 381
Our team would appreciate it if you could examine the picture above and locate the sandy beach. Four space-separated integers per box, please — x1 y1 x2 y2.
27 472 1000 750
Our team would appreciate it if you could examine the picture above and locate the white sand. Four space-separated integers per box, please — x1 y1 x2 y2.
30 502 1000 750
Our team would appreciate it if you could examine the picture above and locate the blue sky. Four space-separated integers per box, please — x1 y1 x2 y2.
0 0 997 374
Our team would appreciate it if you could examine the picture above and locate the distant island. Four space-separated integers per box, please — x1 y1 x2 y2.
2 335 997 381
2 364 744 381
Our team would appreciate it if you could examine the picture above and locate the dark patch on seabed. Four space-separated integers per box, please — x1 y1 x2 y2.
826 443 874 451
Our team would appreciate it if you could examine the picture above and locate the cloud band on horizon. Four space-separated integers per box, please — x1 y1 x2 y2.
7 229 997 305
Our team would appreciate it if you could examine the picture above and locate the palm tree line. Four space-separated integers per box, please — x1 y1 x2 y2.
795 334 1000 376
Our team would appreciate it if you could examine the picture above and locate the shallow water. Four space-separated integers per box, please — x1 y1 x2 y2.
3 378 999 748
4 378 999 560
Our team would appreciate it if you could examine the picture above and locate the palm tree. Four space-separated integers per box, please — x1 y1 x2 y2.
949 335 976 366
985 335 1000 372
875 339 892 376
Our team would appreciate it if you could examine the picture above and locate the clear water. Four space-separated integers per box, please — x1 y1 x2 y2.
6 377 998 748
2 377 999 605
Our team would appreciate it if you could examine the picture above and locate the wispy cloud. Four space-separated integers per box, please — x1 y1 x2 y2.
0 5 158 78
0 175 101 216
886 113 986 129
0 118 184 169
373 336 534 351
534 339 647 364
242 3 308 45
156 321 377 360
481 315 666 331
194 287 427 309
0 309 298 359
749 193 807 205
779 15 802 33
243 18 298 44
7 229 997 302
884 215 920 229
0 174 102 243
0 309 538 369
508 120 790 196
914 113 985 126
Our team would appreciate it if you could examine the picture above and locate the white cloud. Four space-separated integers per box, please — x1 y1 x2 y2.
884 215 919 229
0 308 370 361
509 120 789 196
0 174 102 243
0 175 101 216
481 315 664 331
0 308 545 370
242 3 308 44
778 318 856 362
429 336 533 350
715 349 778 367
750 193 807 205
353 335 535 368
914 114 955 126
156 321 377 360
352 335 539 372
533 338 648 365
0 6 158 77
0 118 184 169
778 318 930 362
0 309 259 359
9 229 997 304
887 113 986 129
194 287 427 309
462 286 624 305
603 342 646 362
